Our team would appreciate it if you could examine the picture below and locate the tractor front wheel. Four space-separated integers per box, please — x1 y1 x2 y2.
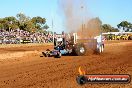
55 52 62 58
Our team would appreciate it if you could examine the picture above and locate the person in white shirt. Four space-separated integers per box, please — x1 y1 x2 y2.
94 34 104 53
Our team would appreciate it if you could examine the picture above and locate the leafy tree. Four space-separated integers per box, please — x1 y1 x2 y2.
16 13 25 29
0 13 49 32
101 24 112 32
43 24 49 30
111 27 119 32
16 13 30 23
117 21 132 32
101 24 119 32
0 19 4 29
3 16 17 23
31 16 46 30
23 21 35 32
127 22 132 32
117 21 129 31
0 16 18 31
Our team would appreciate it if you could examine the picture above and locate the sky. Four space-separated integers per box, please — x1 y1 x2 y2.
0 0 132 33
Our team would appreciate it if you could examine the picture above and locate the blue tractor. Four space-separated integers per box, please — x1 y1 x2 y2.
42 32 104 58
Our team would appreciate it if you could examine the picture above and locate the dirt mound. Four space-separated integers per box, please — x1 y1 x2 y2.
0 51 39 60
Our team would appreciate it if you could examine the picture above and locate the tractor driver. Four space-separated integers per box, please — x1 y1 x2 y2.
57 41 64 51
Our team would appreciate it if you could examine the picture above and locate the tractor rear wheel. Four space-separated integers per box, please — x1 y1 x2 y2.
74 43 86 56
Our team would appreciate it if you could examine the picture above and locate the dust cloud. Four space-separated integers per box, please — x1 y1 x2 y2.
58 0 101 39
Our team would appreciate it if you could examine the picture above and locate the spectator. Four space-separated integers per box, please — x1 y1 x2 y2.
0 29 53 44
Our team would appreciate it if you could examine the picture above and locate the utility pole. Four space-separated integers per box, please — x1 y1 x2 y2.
81 6 84 33
51 7 54 44
81 6 84 38
52 19 54 44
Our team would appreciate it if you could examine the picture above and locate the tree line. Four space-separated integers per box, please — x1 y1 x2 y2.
91 18 132 32
0 13 49 32
0 13 132 33
117 21 132 32
101 21 132 32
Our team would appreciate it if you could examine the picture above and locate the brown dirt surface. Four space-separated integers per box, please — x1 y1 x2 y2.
0 41 132 88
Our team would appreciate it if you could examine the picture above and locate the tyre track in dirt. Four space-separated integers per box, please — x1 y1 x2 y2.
0 41 132 88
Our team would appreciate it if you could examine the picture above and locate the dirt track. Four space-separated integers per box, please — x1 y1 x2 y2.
0 41 132 88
